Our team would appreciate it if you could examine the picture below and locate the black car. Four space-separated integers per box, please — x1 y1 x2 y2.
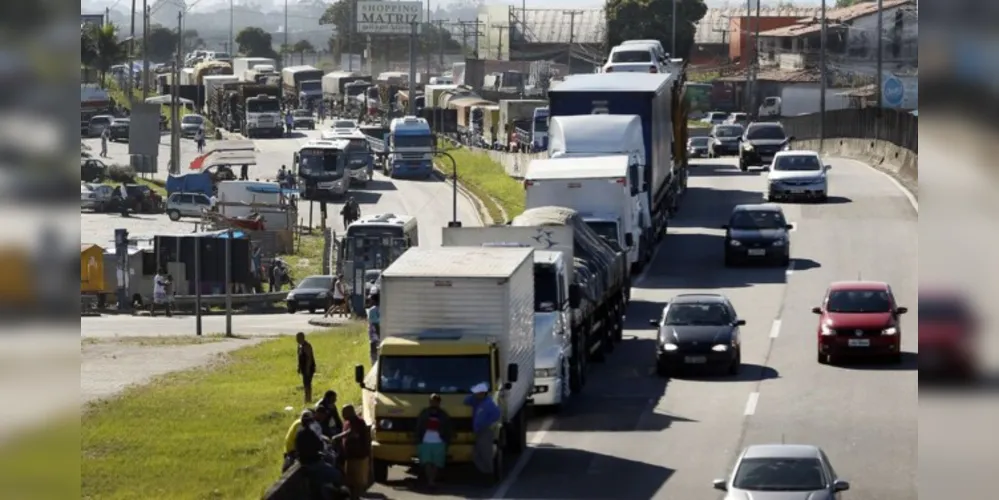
292 109 316 130
109 118 130 141
738 122 792 171
286 274 335 314
687 137 710 158
708 124 744 158
722 204 792 267
649 293 744 376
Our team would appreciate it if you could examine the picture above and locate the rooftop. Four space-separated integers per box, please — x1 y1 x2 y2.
733 203 783 213
743 444 822 459
671 293 730 304
694 7 824 44
716 68 821 83
759 0 914 38
828 281 890 291
512 8 606 45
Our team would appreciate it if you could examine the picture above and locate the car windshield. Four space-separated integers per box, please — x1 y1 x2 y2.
732 457 827 491
746 125 786 140
182 115 203 124
664 303 732 326
334 121 355 129
714 125 742 138
92 117 111 125
611 50 652 63
297 276 333 289
731 113 747 121
378 355 491 394
774 155 822 171
114 119 129 125
729 210 786 230
826 289 892 313
689 137 709 146
392 134 432 149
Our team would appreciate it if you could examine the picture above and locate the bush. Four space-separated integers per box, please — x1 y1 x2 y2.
106 164 137 183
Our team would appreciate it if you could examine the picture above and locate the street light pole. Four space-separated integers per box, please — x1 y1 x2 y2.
229 0 234 57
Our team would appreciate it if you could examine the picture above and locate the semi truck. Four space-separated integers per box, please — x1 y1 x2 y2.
355 246 535 484
281 65 324 109
524 155 648 274
243 65 279 85
209 83 282 138
202 75 239 114
548 72 690 247
441 226 574 409
546 114 652 273
321 72 371 111
359 116 434 179
231 57 276 78
510 206 629 393
499 99 547 139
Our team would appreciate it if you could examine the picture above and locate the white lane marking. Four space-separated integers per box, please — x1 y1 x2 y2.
490 415 555 499
635 237 667 286
769 319 782 339
785 259 796 276
744 392 760 416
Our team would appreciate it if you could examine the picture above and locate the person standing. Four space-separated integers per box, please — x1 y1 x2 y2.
339 404 371 500
296 332 317 404
415 394 451 488
366 295 380 365
195 126 205 153
465 383 500 480
240 163 249 181
100 125 110 157
285 111 294 136
150 269 171 317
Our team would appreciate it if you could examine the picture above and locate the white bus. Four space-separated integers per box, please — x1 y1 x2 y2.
294 139 350 200
339 213 419 310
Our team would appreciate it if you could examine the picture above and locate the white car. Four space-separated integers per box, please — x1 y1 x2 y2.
619 39 668 64
704 111 730 125
603 44 664 73
766 150 830 202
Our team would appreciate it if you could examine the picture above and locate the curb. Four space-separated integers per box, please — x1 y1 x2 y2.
430 166 492 226
307 317 355 327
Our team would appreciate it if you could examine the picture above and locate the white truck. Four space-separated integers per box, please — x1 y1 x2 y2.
202 75 239 114
442 227 574 410
243 65 278 84
179 67 196 86
525 155 648 274
357 246 535 483
231 57 276 78
547 114 652 273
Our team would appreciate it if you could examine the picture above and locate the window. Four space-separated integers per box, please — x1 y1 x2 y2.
664 303 733 326
746 125 786 140
732 457 827 491
534 264 559 312
689 137 709 146
611 50 653 63
194 195 211 205
178 194 193 204
714 125 743 138
729 210 786 230
826 289 892 313
297 276 333 289
378 355 491 394
773 155 822 172
334 120 356 129
182 115 204 125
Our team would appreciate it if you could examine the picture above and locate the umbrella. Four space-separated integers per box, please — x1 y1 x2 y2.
145 95 194 106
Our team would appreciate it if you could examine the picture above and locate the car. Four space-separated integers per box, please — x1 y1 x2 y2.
108 118 130 141
165 192 214 221
619 39 669 64
649 293 744 376
286 274 336 314
722 204 792 267
331 119 358 131
739 122 791 171
292 109 316 130
918 289 978 381
725 112 749 126
81 157 108 183
708 124 744 157
602 44 664 73
713 444 850 499
704 111 729 126
766 151 829 202
813 281 908 364
180 114 206 138
687 137 710 158
81 182 114 211
88 114 114 137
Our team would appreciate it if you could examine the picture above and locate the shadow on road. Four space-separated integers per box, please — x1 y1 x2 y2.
350 191 383 205
639 233 788 289
360 179 397 191
835 351 918 371
791 258 822 272
669 187 765 229
689 163 760 177
672 363 780 382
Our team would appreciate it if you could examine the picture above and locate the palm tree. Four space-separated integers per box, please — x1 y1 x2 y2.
293 40 315 65
83 24 127 88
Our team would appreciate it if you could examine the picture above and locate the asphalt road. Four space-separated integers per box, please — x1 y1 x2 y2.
365 155 918 499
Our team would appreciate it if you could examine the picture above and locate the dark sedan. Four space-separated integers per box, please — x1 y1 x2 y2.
650 293 744 376
109 118 130 141
723 204 792 267
285 275 335 314
687 136 710 158
739 122 792 171
708 124 743 157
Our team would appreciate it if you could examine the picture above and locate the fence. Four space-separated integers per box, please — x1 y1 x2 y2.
780 108 918 154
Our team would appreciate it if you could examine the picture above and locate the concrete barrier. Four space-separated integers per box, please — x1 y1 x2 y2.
791 138 917 198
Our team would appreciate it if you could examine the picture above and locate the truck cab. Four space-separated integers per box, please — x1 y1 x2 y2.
385 116 434 179
531 107 549 152
244 94 282 138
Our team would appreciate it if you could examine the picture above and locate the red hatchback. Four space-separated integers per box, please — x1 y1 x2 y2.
918 289 978 380
812 281 908 364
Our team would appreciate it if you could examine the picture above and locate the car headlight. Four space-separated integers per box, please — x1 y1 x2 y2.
882 326 898 335
771 239 785 247
378 418 393 430
316 291 328 298
729 240 742 247
535 368 557 378
820 324 835 336
742 142 753 150
661 342 678 351
285 293 295 301
712 344 729 352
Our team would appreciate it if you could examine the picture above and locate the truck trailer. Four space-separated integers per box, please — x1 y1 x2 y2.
281 65 324 109
231 57 276 78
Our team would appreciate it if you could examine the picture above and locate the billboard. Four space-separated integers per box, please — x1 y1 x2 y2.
356 1 422 35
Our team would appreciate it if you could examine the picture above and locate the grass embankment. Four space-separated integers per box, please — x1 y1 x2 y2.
0 420 79 499
104 77 212 131
283 232 325 281
82 334 229 347
81 325 369 499
435 140 525 224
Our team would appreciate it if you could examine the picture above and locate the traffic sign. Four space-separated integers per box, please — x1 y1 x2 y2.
882 75 904 108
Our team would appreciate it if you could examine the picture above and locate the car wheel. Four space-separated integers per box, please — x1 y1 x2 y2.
817 352 827 364
656 359 671 377
739 160 748 172
766 191 775 202
287 305 297 314
167 209 181 221
779 255 790 268
372 459 389 483
728 350 741 375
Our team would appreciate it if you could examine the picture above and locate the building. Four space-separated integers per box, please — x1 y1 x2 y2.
475 6 606 73
690 7 820 66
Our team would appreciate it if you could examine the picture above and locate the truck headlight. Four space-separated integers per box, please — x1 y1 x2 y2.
378 418 393 430
534 368 557 378
742 142 753 150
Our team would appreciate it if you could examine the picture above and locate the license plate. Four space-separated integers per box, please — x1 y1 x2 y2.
848 339 870 347
789 188 806 194
748 249 766 256
684 356 707 364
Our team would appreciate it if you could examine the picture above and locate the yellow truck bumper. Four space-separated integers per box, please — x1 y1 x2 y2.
372 441 476 465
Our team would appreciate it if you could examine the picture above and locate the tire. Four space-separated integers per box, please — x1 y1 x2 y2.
818 352 830 364
779 255 790 268
308 307 316 314
590 322 606 363
656 360 671 377
766 191 775 202
167 209 181 221
728 350 741 375
492 447 505 484
506 409 527 454
372 459 389 483
569 331 587 393
287 304 297 314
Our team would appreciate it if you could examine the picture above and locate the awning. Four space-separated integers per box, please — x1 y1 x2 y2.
207 140 255 153
145 95 194 106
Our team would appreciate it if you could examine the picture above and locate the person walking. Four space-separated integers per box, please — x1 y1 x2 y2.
366 295 380 365
195 126 206 153
296 332 317 404
415 394 451 488
465 383 501 480
339 404 371 500
100 126 110 157
150 268 171 317
240 163 249 181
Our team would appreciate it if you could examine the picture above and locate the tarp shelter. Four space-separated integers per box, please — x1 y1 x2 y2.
145 95 194 106
188 141 257 170
153 230 253 294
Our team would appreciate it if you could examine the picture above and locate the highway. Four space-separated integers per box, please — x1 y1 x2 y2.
366 155 918 499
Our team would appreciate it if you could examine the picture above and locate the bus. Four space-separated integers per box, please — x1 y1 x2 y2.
339 213 419 312
294 139 349 200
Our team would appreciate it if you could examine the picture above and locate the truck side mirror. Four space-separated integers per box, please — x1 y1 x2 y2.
568 284 581 308
507 363 519 383
293 153 299 164
354 364 365 385
624 233 634 248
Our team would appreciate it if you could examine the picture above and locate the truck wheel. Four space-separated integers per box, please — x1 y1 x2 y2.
590 321 606 362
372 459 389 483
569 337 586 393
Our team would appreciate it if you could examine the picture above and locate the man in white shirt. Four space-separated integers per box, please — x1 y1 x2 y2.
151 269 171 317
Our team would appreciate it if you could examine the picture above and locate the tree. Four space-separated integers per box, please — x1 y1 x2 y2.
83 23 127 87
320 1 366 57
292 40 315 64
145 25 179 63
182 29 205 53
605 0 708 60
236 26 280 59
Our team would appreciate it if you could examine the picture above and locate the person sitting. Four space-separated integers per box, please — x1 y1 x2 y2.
295 410 343 491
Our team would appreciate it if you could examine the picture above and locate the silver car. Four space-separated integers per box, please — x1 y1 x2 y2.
166 192 213 220
88 114 114 137
714 444 850 499
180 114 206 138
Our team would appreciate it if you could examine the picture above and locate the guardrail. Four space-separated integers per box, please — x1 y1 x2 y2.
780 108 917 154
171 291 286 308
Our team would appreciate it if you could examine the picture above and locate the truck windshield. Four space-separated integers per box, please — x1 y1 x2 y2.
247 99 280 113
534 263 559 312
533 117 548 133
298 149 343 176
392 134 432 149
344 139 369 167
585 221 619 244
300 81 321 92
378 355 491 394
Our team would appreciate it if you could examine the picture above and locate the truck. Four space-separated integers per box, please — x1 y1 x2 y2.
548 72 690 248
281 65 324 109
193 60 232 88
361 116 434 179
530 107 549 151
499 99 548 141
525 155 647 274
510 206 629 394
424 84 458 109
202 75 239 114
546 114 652 272
243 65 279 85
354 246 535 484
179 67 196 86
215 83 283 138
441 227 575 409
343 80 372 114
231 57 276 78
321 72 371 109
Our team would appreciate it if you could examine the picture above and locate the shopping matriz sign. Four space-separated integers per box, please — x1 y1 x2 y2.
356 1 423 35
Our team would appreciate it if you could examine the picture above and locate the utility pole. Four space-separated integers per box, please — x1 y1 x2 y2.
751 0 761 114
425 0 432 76
129 0 136 104
434 20 447 68
563 10 583 70
875 0 883 139
671 0 676 56
493 24 508 60
171 11 182 175
456 20 482 59
819 0 827 145
744 0 752 112
283 0 289 68
142 1 150 98
409 22 418 115
106 7 110 25
229 0 234 58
